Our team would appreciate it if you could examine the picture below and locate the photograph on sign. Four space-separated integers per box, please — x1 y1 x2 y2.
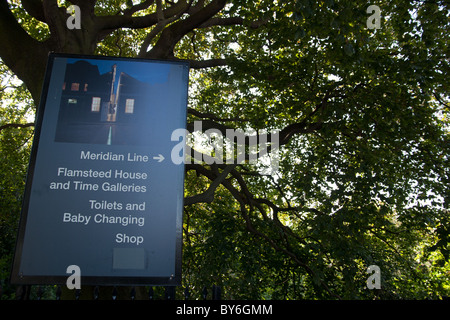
11 53 189 286
55 58 172 146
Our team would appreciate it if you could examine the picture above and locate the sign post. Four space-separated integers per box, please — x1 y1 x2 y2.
11 53 189 286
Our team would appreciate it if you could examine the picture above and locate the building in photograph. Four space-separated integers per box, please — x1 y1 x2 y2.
55 59 156 145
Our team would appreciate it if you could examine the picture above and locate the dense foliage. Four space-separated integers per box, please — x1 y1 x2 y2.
0 0 449 299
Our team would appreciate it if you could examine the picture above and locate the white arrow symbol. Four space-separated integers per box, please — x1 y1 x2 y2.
153 154 165 162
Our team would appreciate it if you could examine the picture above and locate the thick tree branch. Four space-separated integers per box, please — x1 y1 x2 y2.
96 0 189 31
0 122 35 133
42 0 69 50
198 16 270 29
188 58 228 69
137 15 180 57
22 0 46 22
121 0 155 16
0 0 48 104
43 0 100 53
137 0 188 57
188 107 247 122
279 121 323 145
155 0 164 21
187 117 323 146
145 0 227 59
184 164 236 205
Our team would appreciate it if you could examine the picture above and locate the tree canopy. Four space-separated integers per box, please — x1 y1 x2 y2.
0 0 449 299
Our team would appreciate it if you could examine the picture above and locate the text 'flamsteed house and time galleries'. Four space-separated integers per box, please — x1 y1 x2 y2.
50 150 152 246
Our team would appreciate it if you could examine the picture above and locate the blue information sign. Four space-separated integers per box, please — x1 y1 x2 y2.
11 53 189 285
